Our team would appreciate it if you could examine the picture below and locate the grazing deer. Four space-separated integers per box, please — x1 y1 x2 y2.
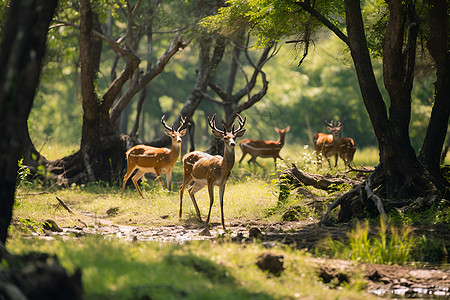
121 115 186 196
238 126 290 167
313 120 343 168
179 114 246 234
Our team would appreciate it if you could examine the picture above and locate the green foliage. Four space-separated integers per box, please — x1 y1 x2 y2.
16 159 31 188
324 219 417 265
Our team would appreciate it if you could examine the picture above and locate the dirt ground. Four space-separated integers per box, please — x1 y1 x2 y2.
21 209 450 299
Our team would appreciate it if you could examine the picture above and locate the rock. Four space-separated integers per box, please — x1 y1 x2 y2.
106 207 120 216
249 227 262 239
256 253 284 276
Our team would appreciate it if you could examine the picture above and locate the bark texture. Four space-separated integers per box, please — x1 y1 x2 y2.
0 0 58 243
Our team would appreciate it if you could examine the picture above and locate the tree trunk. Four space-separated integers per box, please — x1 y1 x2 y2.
0 0 58 243
344 0 436 200
418 0 450 187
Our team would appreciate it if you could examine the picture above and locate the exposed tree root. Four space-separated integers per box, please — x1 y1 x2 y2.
281 164 446 225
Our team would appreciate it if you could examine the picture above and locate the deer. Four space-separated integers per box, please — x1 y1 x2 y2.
121 115 186 196
338 136 356 168
313 120 343 168
314 120 356 169
179 113 246 235
238 126 290 167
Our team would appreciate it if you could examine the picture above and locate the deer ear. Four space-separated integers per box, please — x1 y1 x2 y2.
179 129 187 136
326 126 332 131
274 127 280 132
211 130 223 138
234 129 246 138
285 126 291 132
164 128 172 136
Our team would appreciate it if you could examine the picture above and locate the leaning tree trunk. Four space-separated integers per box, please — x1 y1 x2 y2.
0 0 58 244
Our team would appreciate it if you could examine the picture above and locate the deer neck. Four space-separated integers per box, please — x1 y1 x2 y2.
169 141 181 159
277 133 286 146
221 146 236 173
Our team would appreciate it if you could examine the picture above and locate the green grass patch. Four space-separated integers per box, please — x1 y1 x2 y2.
6 236 373 300
321 219 417 265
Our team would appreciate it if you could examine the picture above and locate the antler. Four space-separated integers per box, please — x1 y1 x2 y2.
208 114 225 135
178 115 187 132
161 115 174 131
233 113 246 135
325 120 334 127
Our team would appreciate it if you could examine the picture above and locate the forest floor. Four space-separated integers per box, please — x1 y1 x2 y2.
20 208 450 299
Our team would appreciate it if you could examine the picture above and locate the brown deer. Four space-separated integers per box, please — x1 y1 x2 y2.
238 126 290 167
313 120 343 168
314 120 356 168
179 114 246 234
338 136 356 168
121 115 186 196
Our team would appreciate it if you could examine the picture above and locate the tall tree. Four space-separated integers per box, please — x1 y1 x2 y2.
0 0 58 244
207 0 449 220
33 0 189 185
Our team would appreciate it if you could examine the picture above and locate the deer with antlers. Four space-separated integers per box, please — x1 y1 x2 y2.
313 120 356 168
121 115 186 196
238 126 290 167
179 114 246 234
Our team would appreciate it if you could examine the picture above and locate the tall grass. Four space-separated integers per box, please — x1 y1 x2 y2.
324 219 416 265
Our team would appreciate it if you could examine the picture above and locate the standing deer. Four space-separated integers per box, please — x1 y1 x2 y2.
313 120 356 168
339 136 356 168
313 120 343 168
121 115 186 196
179 114 246 234
238 126 290 167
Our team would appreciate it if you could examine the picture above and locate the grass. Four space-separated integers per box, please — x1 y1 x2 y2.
15 177 279 230
322 219 416 265
6 236 374 300
9 142 449 298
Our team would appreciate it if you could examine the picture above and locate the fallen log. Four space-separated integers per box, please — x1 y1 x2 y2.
281 164 362 191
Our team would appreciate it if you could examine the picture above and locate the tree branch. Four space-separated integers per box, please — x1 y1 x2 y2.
109 33 189 124
294 1 349 46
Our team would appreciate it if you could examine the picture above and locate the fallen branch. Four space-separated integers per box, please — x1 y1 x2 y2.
56 196 73 214
346 164 374 173
282 164 360 191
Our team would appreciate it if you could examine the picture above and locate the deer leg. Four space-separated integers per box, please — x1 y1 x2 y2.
219 185 226 230
131 169 146 198
334 153 338 167
249 156 262 167
121 167 135 196
165 171 172 191
188 182 204 222
154 170 166 190
204 183 215 229
179 176 191 218
238 152 247 164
